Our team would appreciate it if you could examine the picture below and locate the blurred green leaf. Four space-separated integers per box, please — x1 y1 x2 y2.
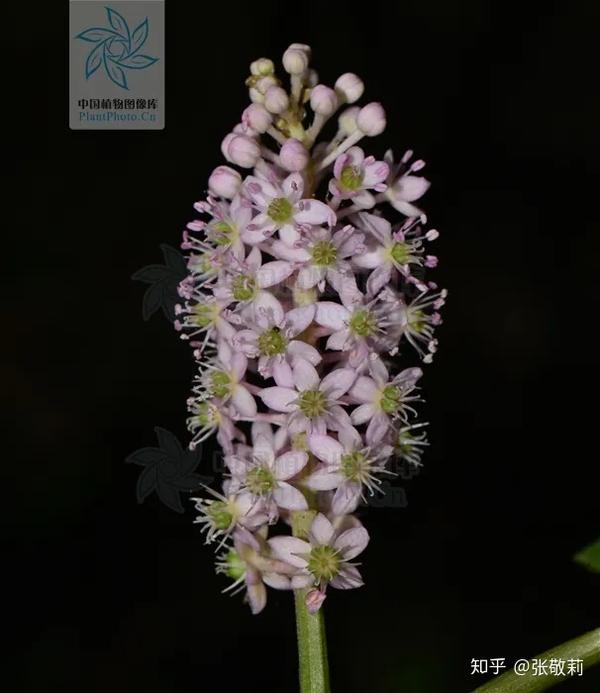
574 538 600 573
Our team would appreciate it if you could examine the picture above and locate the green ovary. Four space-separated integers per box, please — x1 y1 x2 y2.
408 309 426 333
191 303 216 328
308 545 340 581
390 242 411 265
246 466 276 495
341 451 368 481
210 220 236 246
349 308 376 337
380 385 402 414
298 389 328 419
231 274 256 301
267 197 293 224
339 165 364 191
311 240 338 267
210 370 231 398
207 501 234 530
194 402 217 427
257 327 287 356
223 549 246 580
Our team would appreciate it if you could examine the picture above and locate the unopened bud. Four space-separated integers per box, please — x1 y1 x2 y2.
242 103 272 133
338 106 360 135
279 138 309 171
226 135 261 168
208 166 242 199
250 58 274 76
310 85 338 116
264 86 290 114
335 73 364 104
357 102 386 136
283 47 309 75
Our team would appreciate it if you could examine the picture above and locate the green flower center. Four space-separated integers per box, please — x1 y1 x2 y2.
231 274 257 301
390 242 411 265
207 501 234 530
193 402 218 427
408 309 426 334
257 327 287 356
339 165 364 190
209 220 236 246
298 389 328 418
221 549 246 581
210 370 231 398
189 252 215 275
380 385 402 414
341 451 369 482
308 545 340 581
191 303 216 328
267 197 293 224
395 431 415 456
349 308 377 337
311 240 338 267
246 466 276 495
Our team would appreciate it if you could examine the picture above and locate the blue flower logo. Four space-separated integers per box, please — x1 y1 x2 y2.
75 6 158 90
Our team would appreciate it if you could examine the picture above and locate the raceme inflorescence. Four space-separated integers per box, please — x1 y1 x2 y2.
174 43 446 615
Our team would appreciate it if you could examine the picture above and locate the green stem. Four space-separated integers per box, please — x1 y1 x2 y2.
472 627 600 693
294 587 331 693
292 508 331 693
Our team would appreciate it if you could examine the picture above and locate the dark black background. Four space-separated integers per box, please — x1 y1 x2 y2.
9 1 600 691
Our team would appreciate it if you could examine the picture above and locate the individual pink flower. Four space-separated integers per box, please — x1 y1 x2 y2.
193 488 268 545
243 172 336 246
216 528 297 614
259 360 356 434
232 295 320 380
353 212 439 295
193 339 257 418
329 146 389 208
268 513 369 599
269 225 365 296
305 427 393 515
314 289 406 367
212 245 295 312
383 149 430 218
226 431 310 513
348 355 423 442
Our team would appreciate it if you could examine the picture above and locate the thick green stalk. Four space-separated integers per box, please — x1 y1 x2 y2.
292 508 331 693
472 627 600 693
294 587 331 693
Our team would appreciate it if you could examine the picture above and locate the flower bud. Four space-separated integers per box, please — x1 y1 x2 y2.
233 121 258 138
335 73 364 104
250 57 274 76
221 132 236 160
305 589 327 614
242 103 272 133
282 47 309 75
279 138 309 171
338 106 360 135
226 135 261 168
264 86 289 114
255 75 278 95
310 85 338 116
288 43 312 58
208 166 242 199
357 102 386 136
